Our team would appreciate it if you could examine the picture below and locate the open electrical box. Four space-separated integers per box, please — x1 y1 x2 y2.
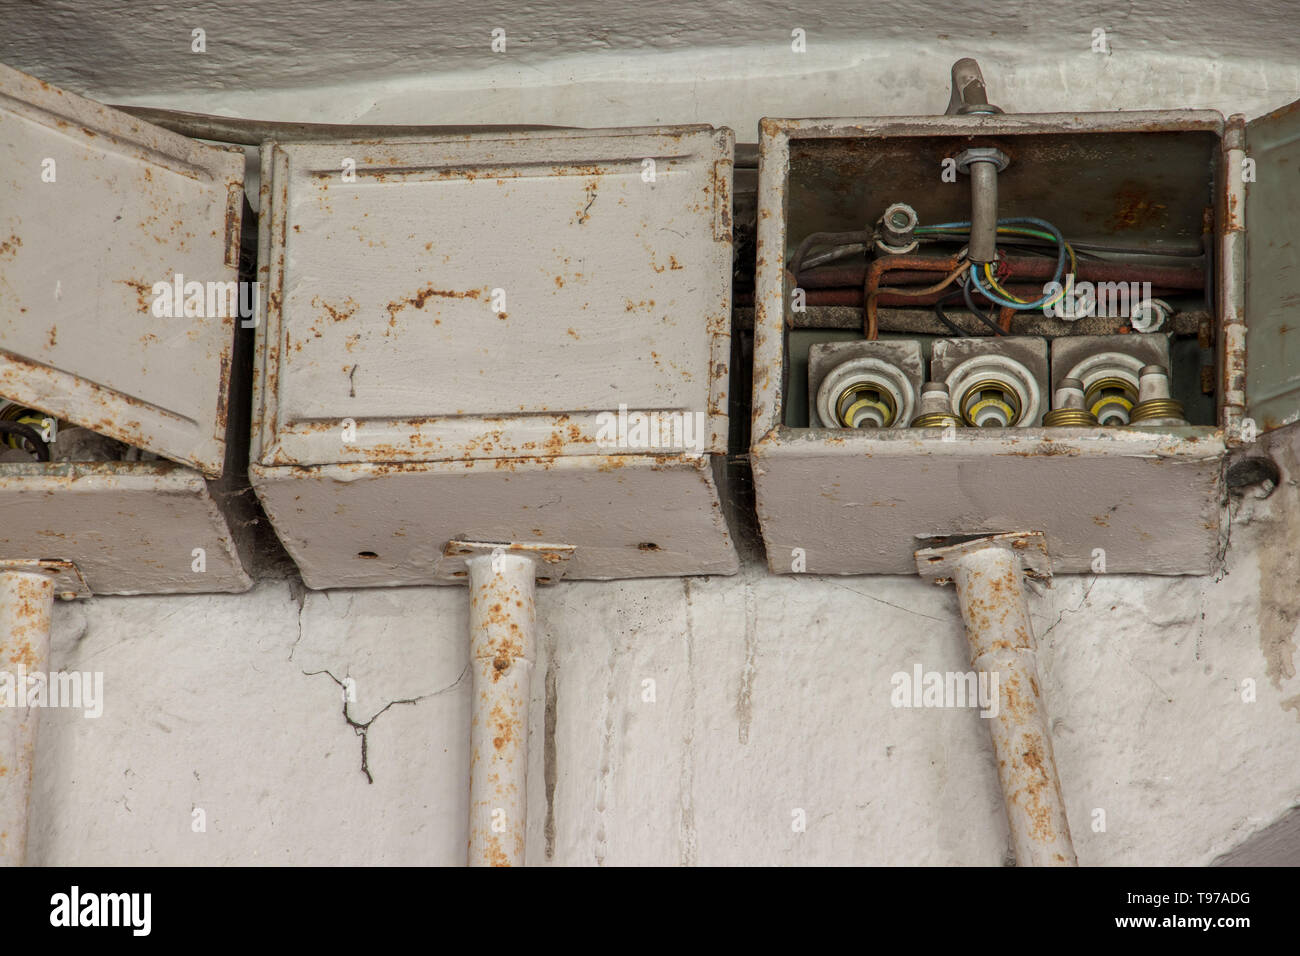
750 60 1300 575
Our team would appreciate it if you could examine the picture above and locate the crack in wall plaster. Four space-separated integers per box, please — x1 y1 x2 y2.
826 579 948 623
286 580 307 662
305 666 467 784
1040 576 1099 640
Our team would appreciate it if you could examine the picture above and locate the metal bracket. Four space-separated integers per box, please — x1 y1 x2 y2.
0 558 91 600
946 57 1003 116
913 531 1052 586
434 540 576 585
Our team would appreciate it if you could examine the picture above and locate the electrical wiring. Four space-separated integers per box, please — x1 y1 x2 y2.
933 290 969 336
981 260 1070 309
970 263 1048 310
790 231 871 278
968 217 1068 311
916 218 1075 310
802 242 869 270
876 264 969 298
981 239 1077 308
959 272 1006 335
864 261 969 339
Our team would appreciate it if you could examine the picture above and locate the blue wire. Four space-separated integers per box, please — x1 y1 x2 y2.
965 216 1069 311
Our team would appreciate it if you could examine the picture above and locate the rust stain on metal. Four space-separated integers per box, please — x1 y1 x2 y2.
1224 190 1242 232
223 185 242 267
115 278 153 312
483 836 510 867
574 178 599 225
1109 186 1167 231
384 284 484 324
1015 737 1059 843
490 699 520 749
312 295 360 323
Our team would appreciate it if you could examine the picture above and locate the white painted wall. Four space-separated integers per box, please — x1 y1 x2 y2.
5 3 1300 865
26 461 1300 865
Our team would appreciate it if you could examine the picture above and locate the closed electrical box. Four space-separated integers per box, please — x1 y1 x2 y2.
250 125 738 587
751 94 1300 574
0 63 252 595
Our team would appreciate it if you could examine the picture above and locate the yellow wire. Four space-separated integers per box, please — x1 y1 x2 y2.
981 241 1077 309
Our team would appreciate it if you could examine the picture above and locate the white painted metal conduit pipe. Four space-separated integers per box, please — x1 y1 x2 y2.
466 552 536 867
0 569 56 867
954 546 1076 866
918 534 1077 866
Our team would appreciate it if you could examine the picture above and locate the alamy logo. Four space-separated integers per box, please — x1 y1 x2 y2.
50 886 151 936
1041 276 1154 323
890 664 999 718
594 403 707 453
0 668 103 718
151 273 259 325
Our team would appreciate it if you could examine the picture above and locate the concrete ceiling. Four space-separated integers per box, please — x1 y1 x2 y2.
3 0 1300 99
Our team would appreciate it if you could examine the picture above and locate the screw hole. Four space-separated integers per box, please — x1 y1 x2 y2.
357 551 379 559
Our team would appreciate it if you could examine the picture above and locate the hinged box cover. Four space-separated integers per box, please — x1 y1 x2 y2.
254 125 732 467
0 62 245 478
1244 99 1300 433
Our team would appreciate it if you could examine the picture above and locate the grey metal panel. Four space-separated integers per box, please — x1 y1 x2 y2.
752 427 1225 575
1245 99 1300 432
0 462 251 595
0 63 245 478
254 125 732 467
250 455 738 589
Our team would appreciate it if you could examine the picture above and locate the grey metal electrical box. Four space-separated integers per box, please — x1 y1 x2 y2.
751 102 1300 575
0 63 251 594
250 125 738 587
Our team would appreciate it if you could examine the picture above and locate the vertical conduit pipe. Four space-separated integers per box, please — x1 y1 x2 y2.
967 160 1000 263
952 546 1077 866
466 552 537 867
0 569 56 867
917 533 1077 866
